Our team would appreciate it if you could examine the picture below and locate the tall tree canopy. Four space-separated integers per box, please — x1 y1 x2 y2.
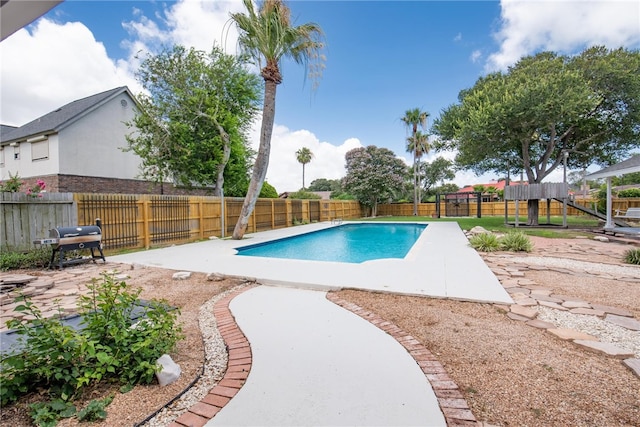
421 156 455 195
433 46 640 224
230 0 325 239
126 45 261 195
342 145 406 217
401 108 429 215
295 147 313 189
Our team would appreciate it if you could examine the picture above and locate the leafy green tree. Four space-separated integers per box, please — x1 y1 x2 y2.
259 181 278 198
230 0 325 239
295 147 313 189
308 178 340 192
287 190 321 199
342 145 406 216
421 157 455 196
433 46 640 225
401 108 429 215
126 45 261 195
436 183 460 194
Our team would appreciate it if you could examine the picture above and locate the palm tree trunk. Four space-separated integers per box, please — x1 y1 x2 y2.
302 163 306 189
413 151 418 216
232 80 277 239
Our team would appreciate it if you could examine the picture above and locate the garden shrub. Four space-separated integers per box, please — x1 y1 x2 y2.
0 273 183 424
623 248 640 265
500 231 533 252
617 188 640 198
468 232 501 252
0 247 52 271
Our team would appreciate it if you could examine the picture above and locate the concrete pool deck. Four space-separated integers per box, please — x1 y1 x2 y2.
109 221 512 304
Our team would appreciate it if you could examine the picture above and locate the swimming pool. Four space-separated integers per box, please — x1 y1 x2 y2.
235 223 427 263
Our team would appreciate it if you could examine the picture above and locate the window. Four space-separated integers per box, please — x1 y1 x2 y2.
0 148 4 166
31 140 49 161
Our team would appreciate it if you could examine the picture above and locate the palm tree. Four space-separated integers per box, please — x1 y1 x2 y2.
406 131 430 203
401 108 429 215
230 0 325 239
295 147 313 189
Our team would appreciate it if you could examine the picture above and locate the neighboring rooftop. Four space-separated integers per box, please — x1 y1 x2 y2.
0 86 131 144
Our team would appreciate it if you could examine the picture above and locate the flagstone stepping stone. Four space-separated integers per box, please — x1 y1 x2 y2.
0 274 35 284
533 294 564 304
510 304 537 319
562 300 591 309
573 340 634 358
507 313 530 322
591 304 633 317
547 328 597 341
623 358 640 378
605 314 640 331
570 308 606 317
526 319 556 329
538 301 568 311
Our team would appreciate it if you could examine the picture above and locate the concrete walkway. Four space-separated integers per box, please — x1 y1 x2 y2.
206 285 446 426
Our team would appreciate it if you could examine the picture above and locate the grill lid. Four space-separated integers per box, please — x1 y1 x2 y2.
49 226 101 239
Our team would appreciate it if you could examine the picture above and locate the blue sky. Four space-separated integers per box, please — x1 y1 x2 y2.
1 0 639 192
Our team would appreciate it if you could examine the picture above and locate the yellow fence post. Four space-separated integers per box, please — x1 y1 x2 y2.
142 198 150 249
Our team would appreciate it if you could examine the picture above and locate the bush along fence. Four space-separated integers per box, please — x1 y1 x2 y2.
1 192 362 251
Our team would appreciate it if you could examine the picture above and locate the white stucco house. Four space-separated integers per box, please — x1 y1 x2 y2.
0 87 170 194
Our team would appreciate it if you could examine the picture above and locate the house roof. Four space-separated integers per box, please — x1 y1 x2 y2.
1 86 133 144
585 155 640 180
458 180 527 193
0 125 18 139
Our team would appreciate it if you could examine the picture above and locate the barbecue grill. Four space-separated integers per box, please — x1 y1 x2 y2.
33 220 106 269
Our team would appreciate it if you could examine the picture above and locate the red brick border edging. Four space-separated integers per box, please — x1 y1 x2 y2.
169 285 257 427
326 293 478 427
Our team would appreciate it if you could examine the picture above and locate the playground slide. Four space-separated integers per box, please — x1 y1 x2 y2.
552 198 630 228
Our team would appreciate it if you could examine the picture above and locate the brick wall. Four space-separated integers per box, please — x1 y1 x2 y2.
19 174 217 196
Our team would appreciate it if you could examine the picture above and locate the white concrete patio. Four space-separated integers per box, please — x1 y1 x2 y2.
109 221 512 304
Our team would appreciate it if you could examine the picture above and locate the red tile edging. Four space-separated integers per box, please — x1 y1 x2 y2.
326 292 478 427
170 284 257 427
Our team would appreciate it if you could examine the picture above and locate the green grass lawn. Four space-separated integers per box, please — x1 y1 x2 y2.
361 215 601 238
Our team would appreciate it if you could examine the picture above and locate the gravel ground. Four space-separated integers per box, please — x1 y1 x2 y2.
2 235 639 427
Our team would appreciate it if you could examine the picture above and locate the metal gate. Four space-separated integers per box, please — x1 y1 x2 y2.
442 192 480 217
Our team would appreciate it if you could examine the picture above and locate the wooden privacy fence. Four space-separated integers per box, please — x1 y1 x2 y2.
378 199 619 218
74 194 362 252
1 193 77 250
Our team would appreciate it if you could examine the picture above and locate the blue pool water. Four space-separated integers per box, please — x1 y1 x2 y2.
236 223 427 263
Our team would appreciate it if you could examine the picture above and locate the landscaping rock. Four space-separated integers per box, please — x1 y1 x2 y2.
156 354 181 386
605 314 640 331
172 271 192 280
573 340 634 358
207 272 226 281
593 236 610 242
623 358 640 378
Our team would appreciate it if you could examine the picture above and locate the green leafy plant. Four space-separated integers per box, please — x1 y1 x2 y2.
468 232 501 252
617 188 640 198
0 171 22 192
0 273 183 424
623 248 640 265
29 399 76 427
77 395 113 422
0 246 52 270
500 231 533 252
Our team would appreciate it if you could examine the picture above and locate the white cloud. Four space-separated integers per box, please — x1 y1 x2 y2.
248 120 363 193
0 19 141 125
487 0 640 71
0 0 244 126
